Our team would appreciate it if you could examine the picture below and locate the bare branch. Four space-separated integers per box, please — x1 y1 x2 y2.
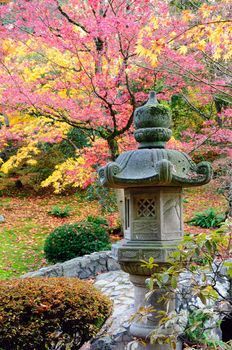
56 2 89 34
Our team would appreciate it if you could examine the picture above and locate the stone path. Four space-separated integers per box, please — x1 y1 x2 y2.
94 270 134 333
81 270 135 350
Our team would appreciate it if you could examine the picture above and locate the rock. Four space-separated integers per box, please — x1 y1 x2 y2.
80 258 91 268
22 270 46 278
79 269 92 279
91 253 102 261
96 264 106 274
107 257 120 271
106 282 118 288
21 251 120 280
90 336 114 350
94 280 109 288
109 291 122 297
115 285 128 291
22 264 63 278
0 215 5 223
99 258 107 266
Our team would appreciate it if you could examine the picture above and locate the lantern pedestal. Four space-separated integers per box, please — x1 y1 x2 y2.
113 240 178 348
129 342 173 350
129 275 175 349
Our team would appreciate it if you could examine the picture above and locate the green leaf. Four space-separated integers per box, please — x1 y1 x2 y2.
171 276 177 289
226 267 232 278
161 273 169 284
198 292 207 305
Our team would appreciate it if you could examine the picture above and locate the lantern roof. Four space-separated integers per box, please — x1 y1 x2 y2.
99 92 212 188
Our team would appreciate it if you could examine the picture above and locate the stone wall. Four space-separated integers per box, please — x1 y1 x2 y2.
22 251 119 279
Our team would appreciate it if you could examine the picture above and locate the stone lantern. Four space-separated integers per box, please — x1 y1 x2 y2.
98 92 212 349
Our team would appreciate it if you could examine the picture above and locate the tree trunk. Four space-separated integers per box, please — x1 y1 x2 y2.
214 98 227 127
3 114 10 127
107 138 119 161
228 182 232 218
94 37 104 73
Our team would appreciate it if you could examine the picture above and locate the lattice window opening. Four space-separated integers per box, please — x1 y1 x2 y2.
137 199 156 217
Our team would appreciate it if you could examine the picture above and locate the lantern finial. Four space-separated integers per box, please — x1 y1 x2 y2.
134 91 172 149
148 91 158 104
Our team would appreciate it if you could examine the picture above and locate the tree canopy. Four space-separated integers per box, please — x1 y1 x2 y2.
0 0 231 192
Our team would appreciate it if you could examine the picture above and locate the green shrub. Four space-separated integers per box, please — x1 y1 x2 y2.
0 277 112 350
85 182 118 213
188 208 225 228
48 205 71 218
58 127 91 156
183 309 216 346
86 215 108 226
44 216 111 263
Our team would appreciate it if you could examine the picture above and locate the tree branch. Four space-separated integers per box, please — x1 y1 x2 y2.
181 94 211 120
167 20 232 44
56 2 89 34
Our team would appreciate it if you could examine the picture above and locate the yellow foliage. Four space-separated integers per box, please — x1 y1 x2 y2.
151 38 165 54
2 39 83 98
196 40 206 51
1 143 40 174
224 51 232 61
213 48 223 60
182 10 195 23
152 18 159 31
26 159 38 166
9 112 32 125
170 31 177 38
137 6 232 65
178 45 188 55
1 39 16 55
41 157 94 193
199 4 213 19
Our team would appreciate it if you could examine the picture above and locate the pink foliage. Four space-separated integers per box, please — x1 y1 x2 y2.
0 0 230 173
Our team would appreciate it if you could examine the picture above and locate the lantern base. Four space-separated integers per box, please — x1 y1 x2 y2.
127 341 173 350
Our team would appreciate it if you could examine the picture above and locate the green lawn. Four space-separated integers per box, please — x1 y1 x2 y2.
0 223 48 279
0 192 103 279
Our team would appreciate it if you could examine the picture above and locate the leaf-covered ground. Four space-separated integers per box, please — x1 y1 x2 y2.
184 181 227 234
0 182 227 279
0 194 102 279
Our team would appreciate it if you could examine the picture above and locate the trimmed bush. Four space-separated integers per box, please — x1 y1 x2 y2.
44 216 111 263
0 277 112 350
